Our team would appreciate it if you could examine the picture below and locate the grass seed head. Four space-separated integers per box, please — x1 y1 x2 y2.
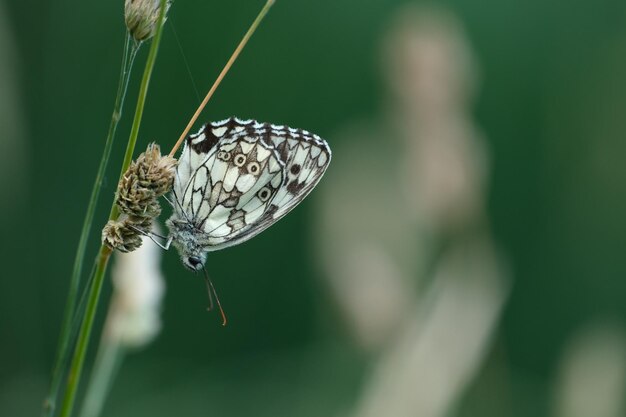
116 173 161 218
102 218 144 253
124 0 170 42
115 143 175 219
136 143 177 197
106 143 176 253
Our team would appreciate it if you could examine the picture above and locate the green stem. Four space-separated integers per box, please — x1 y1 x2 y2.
43 34 139 417
58 2 169 416
59 246 111 417
111 6 168 220
79 324 125 417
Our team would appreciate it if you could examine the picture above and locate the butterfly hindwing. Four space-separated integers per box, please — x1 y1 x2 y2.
171 117 331 251
263 123 331 223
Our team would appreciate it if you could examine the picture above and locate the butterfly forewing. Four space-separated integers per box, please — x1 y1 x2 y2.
170 117 330 251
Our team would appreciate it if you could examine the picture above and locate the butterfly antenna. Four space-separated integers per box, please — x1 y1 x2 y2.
202 266 228 326
169 0 276 157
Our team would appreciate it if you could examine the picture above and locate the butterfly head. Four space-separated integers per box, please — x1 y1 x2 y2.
183 254 206 271
175 241 207 271
166 217 207 271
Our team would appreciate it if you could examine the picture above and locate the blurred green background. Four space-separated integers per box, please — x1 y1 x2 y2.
2 0 626 416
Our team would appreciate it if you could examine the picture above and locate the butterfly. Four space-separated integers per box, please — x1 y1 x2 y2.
165 117 331 271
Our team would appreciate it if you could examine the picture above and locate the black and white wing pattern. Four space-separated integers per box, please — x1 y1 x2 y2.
172 117 331 251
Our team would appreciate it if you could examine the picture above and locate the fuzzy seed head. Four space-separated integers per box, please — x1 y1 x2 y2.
124 0 170 42
116 174 162 218
105 143 176 253
102 216 153 252
102 218 144 253
135 143 177 197
115 143 176 219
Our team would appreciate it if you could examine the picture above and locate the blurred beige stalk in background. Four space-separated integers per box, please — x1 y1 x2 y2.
316 4 509 416
81 229 165 417
353 237 507 417
105 226 165 347
552 321 626 417
383 5 486 236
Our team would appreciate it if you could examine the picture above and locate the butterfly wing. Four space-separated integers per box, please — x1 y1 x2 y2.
172 117 331 251
260 122 331 221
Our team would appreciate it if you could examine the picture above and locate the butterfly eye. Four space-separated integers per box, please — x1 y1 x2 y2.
187 256 203 270
247 161 260 175
257 187 272 202
217 151 231 161
234 154 247 167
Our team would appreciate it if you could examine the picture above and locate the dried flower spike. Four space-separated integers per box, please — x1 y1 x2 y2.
102 218 143 253
103 215 153 252
134 143 177 197
116 174 162 219
115 143 176 219
104 143 176 253
124 0 170 42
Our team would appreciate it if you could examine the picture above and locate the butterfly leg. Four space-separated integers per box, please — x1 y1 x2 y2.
153 236 173 251
163 236 173 250
146 235 172 250
162 194 175 208
128 224 173 250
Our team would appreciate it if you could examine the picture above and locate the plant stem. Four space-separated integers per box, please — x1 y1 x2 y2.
79 320 125 417
58 2 169 416
43 34 139 417
59 246 111 417
114 17 166 216
169 0 276 156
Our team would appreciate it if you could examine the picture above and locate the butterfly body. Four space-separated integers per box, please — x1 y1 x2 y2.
166 117 331 270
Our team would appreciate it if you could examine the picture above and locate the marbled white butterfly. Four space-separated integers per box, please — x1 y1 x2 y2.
165 117 331 271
